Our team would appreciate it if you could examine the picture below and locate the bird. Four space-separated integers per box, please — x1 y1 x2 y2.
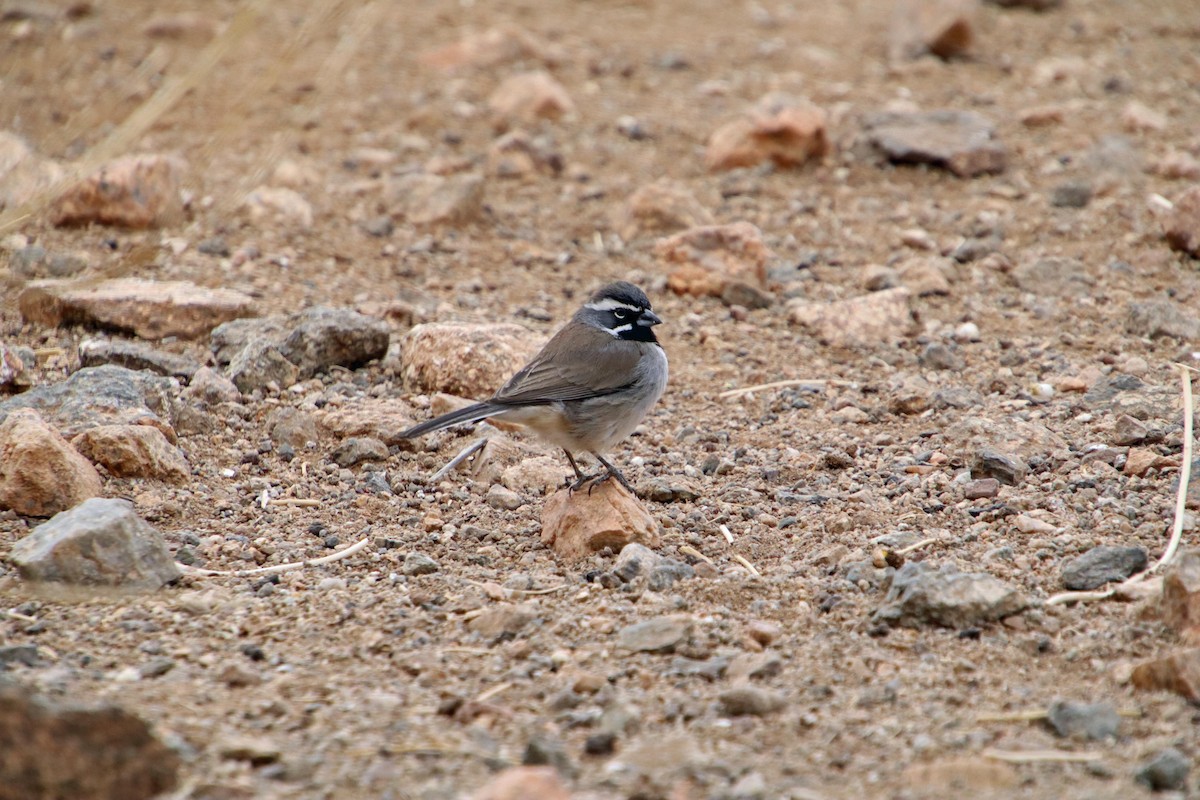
399 281 668 495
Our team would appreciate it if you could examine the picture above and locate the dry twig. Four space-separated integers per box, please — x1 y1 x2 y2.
982 748 1101 764
183 537 370 578
429 437 489 484
732 553 762 577
719 378 847 400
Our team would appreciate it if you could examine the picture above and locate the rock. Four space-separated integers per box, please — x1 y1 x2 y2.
210 316 291 366
1123 100 1167 133
618 180 714 242
79 339 201 380
1127 300 1200 340
0 409 102 516
1135 748 1190 792
616 615 694 653
388 172 485 228
467 604 536 638
1050 181 1093 208
502 455 570 495
612 542 695 591
1014 514 1057 534
787 287 913 347
1061 546 1148 590
890 0 978 61
400 322 541 399
330 436 388 468
0 131 65 212
986 0 1060 7
1124 447 1175 477
19 279 256 340
901 757 1017 793
1113 414 1149 446
278 307 390 379
241 186 313 230
216 735 281 765
8 246 89 279
315 399 418 447
1131 648 1200 703
971 449 1027 485
0 343 29 393
182 366 242 406
1011 256 1094 298
403 552 440 576
0 365 177 439
226 341 299 393
727 652 783 681
919 343 964 371
1162 551 1200 642
896 257 952 296
541 480 660 562
717 685 785 717
668 656 730 681
141 11 217 42
1151 151 1200 181
522 737 575 780
873 561 1028 629
863 110 1006 177
1045 700 1121 741
657 222 773 302
1161 187 1200 256
963 478 1001 499
488 71 574 129
9 497 180 588
0 686 180 800
637 476 700 503
71 424 190 483
420 25 551 71
0 645 39 668
51 153 185 228
704 93 830 172
486 484 524 510
486 131 563 179
471 765 571 800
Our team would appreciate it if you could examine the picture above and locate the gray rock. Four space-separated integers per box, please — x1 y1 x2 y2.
972 449 1028 485
210 317 291 366
266 407 319 448
1012 256 1095 298
522 736 576 779
466 604 536 638
639 477 700 503
616 616 694 653
717 686 785 717
918 343 964 371
226 341 299 393
182 366 241 406
277 307 390 380
0 645 40 668
78 339 201 380
666 656 730 681
1061 546 1148 590
873 561 1028 629
0 365 177 437
403 551 439 576
1046 699 1120 741
8 245 47 277
863 110 1007 177
1135 747 1190 792
9 498 181 589
1127 301 1200 341
330 436 388 468
612 543 697 592
1049 181 1092 208
1113 414 1150 446
485 484 524 511
0 686 180 799
963 478 1001 500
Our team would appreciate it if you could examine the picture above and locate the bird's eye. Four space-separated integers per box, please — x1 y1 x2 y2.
613 308 630 320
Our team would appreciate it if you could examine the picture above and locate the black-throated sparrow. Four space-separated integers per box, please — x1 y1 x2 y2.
399 281 668 493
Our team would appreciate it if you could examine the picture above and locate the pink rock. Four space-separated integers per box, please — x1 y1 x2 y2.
19 279 256 340
0 408 103 517
51 154 186 229
399 323 542 399
787 287 914 347
71 425 190 483
656 222 772 299
705 94 829 172
1165 186 1200 258
471 766 571 800
541 480 660 562
420 25 551 71
488 71 574 129
619 180 714 242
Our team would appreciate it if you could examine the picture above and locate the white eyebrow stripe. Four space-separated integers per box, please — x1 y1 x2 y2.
605 323 633 337
585 298 641 313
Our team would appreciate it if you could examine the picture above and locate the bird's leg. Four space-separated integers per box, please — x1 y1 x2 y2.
564 450 594 493
591 453 636 495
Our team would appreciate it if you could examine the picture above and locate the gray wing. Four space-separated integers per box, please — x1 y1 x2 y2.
492 330 643 405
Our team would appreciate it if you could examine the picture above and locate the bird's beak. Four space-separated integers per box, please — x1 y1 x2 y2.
638 309 663 326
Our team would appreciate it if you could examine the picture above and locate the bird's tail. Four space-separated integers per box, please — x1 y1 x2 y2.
399 402 501 439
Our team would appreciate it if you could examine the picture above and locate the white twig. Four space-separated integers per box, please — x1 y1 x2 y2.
732 553 761 577
982 748 1101 764
1046 364 1194 606
182 537 371 578
719 524 734 544
719 379 847 400
897 537 938 556
429 437 489 484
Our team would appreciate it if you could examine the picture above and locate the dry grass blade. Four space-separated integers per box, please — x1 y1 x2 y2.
732 553 761 577
183 536 370 578
897 537 938 556
475 681 512 703
429 437 490 484
1046 363 1194 606
982 748 1101 764
719 378 847 400
679 545 715 566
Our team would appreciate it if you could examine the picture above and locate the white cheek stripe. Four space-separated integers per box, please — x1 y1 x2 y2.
586 298 641 313
606 323 633 337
